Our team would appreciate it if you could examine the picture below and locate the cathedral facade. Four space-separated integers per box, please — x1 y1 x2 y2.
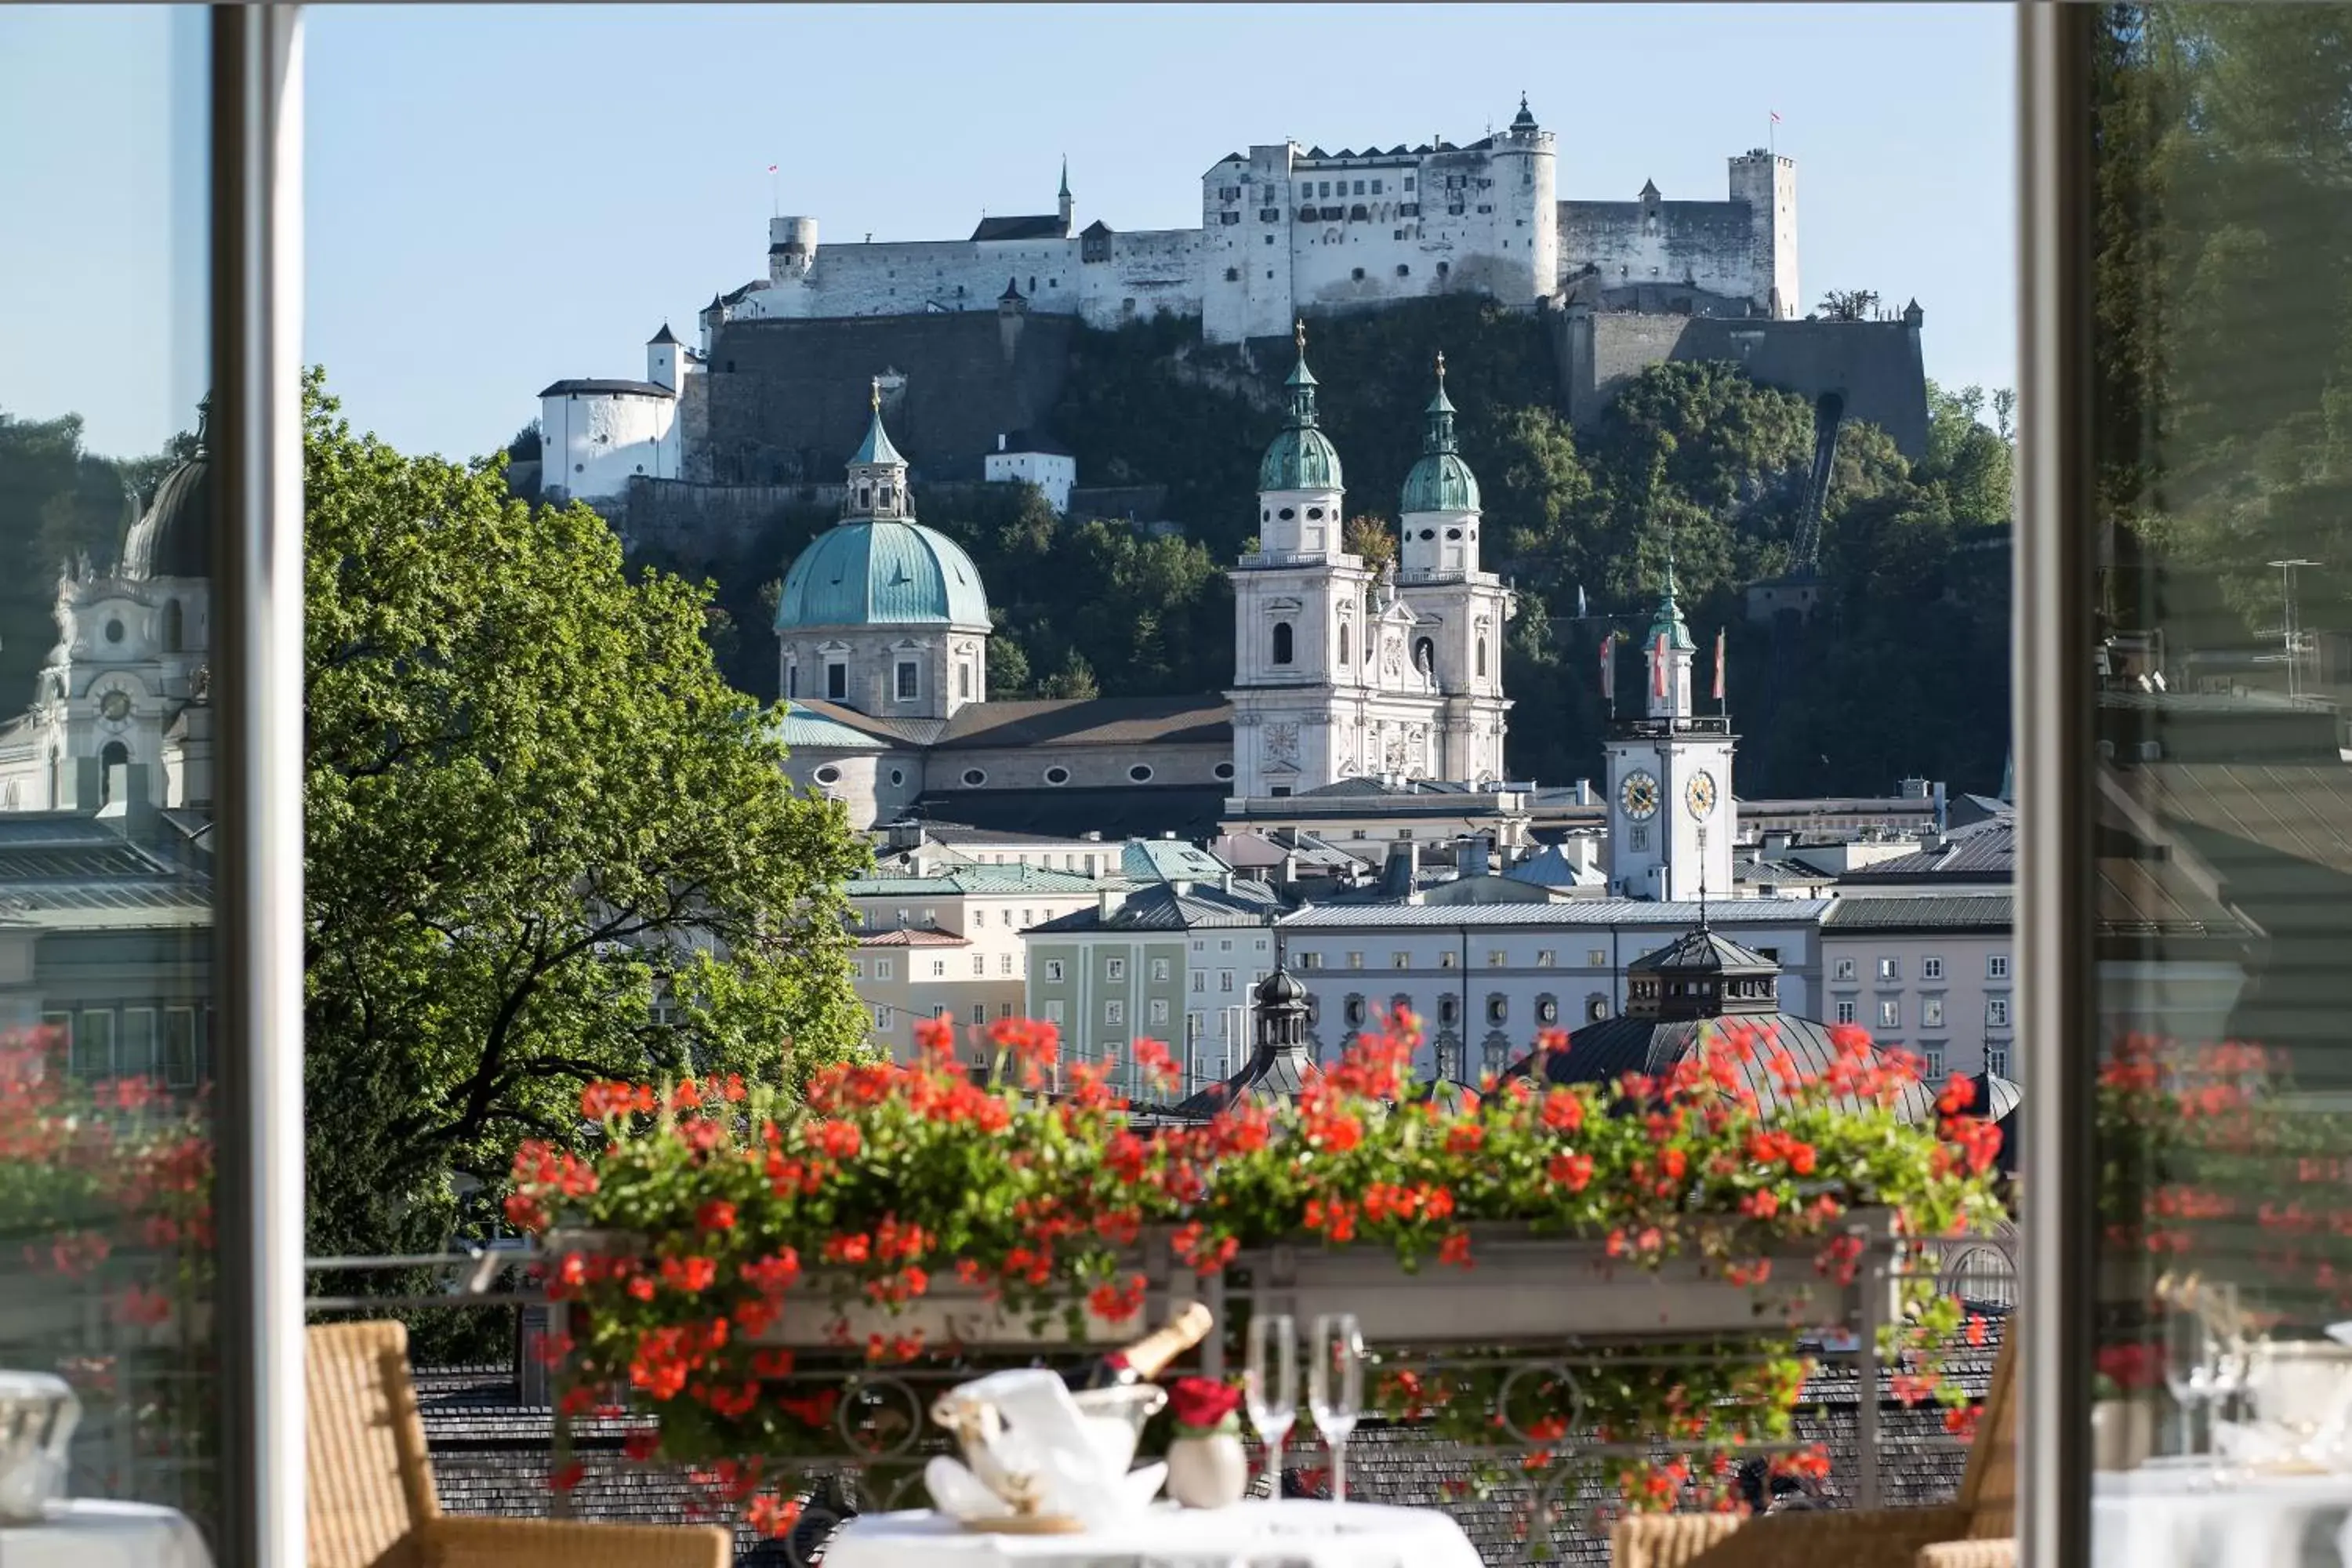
0 436 213 813
772 332 1518 833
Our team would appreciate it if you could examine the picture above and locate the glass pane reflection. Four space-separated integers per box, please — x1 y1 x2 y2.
2090 2 2352 1551
0 5 216 1546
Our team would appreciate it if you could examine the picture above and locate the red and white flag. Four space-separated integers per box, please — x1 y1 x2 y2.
1599 635 1615 703
1769 111 1782 124
1653 633 1669 699
1713 628 1727 702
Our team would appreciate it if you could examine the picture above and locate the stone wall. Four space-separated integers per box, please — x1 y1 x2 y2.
697 312 1080 488
1555 309 1930 459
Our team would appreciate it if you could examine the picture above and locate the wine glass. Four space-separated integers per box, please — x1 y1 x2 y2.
1309 1313 1364 1504
2161 1295 2216 1465
2201 1283 2249 1476
1245 1313 1296 1499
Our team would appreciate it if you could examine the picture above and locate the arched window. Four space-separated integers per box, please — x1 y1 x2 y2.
1476 637 1489 677
161 600 183 652
99 741 129 804
1338 623 1351 665
1272 622 1294 666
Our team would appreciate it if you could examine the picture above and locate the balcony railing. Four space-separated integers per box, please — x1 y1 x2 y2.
299 1226 2016 1566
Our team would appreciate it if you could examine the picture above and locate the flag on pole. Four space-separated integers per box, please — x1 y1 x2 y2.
1769 111 1781 124
1713 627 1727 702
1599 634 1615 704
1653 633 1668 699
768 164 779 173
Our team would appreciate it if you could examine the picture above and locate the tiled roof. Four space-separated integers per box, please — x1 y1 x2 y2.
1279 898 1830 930
786 701 946 747
1825 895 2014 931
855 926 967 947
846 866 1101 897
1504 844 1606 888
1027 880 1281 934
1631 927 1779 975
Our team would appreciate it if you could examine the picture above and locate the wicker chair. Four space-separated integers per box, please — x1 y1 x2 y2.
307 1319 731 1568
1612 1330 2016 1568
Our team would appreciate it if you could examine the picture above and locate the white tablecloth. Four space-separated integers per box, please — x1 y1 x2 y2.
0 1499 212 1568
2096 1465 2352 1568
826 1501 1484 1568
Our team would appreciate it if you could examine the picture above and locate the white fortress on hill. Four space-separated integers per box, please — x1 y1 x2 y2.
710 99 1798 347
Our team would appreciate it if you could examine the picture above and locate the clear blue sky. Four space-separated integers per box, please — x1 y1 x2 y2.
2 4 2016 462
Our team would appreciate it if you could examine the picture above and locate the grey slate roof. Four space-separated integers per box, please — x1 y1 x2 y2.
536 378 674 399
1027 880 1281 934
787 695 1232 751
1824 895 2014 932
970 214 1066 241
1510 1013 1942 1123
1831 820 2015 884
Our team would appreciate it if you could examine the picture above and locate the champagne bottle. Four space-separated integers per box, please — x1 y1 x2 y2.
1069 1301 1214 1390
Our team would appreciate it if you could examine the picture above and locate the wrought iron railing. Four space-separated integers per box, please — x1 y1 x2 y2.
299 1225 2017 1566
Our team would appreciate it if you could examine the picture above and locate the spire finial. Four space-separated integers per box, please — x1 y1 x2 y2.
1435 348 1446 385
870 376 881 413
1294 318 1307 357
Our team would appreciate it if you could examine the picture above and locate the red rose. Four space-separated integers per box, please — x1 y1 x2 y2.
1167 1374 1243 1435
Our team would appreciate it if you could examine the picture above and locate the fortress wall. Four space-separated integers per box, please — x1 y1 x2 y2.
741 236 1086 321
699 312 1080 487
1559 200 1764 307
1075 228 1204 328
1554 310 1929 459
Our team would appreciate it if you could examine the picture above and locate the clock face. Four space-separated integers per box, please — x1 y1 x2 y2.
99 691 132 723
1619 770 1661 821
1686 770 1719 820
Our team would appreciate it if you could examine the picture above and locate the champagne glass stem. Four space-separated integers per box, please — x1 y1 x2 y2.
1331 1434 1347 1504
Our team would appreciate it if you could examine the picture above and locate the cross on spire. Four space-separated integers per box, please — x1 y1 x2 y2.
870 376 881 412
1435 348 1446 385
1294 318 1307 355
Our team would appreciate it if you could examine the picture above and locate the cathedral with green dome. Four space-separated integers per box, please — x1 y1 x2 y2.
773 333 1519 830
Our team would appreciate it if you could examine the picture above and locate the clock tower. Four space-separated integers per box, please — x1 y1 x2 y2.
1603 561 1737 901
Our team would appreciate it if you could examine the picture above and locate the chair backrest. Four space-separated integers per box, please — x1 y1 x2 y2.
307 1319 441 1568
1954 1323 2018 1538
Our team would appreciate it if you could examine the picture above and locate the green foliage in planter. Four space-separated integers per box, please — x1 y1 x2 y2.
510 1012 2002 1535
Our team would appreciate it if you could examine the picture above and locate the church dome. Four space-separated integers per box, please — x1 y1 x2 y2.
1399 354 1479 514
1258 325 1343 493
774 519 990 630
122 443 210 581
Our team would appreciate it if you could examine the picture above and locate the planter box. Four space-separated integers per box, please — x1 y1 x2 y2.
551 1213 1902 1360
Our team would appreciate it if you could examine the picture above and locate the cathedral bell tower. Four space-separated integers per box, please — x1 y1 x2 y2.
1225 325 1450 798
1602 557 1736 902
1396 350 1515 786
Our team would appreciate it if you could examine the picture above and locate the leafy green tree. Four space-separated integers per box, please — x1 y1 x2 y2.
1816 289 1883 321
1345 514 1397 570
302 370 869 1259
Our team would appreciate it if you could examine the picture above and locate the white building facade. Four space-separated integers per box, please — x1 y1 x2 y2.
537 325 697 504
1275 898 1829 1083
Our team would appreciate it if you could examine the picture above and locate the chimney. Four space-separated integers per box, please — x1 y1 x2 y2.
1573 779 1594 806
998 433 1008 452
1464 838 1492 879
1098 887 1127 921
1221 871 1236 895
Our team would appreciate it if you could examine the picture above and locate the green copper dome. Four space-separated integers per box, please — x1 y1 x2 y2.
1399 354 1479 514
1647 555 1696 652
1258 325 1344 492
775 520 990 630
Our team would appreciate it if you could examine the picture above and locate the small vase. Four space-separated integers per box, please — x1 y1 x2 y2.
1165 1430 1248 1509
2092 1396 2155 1471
